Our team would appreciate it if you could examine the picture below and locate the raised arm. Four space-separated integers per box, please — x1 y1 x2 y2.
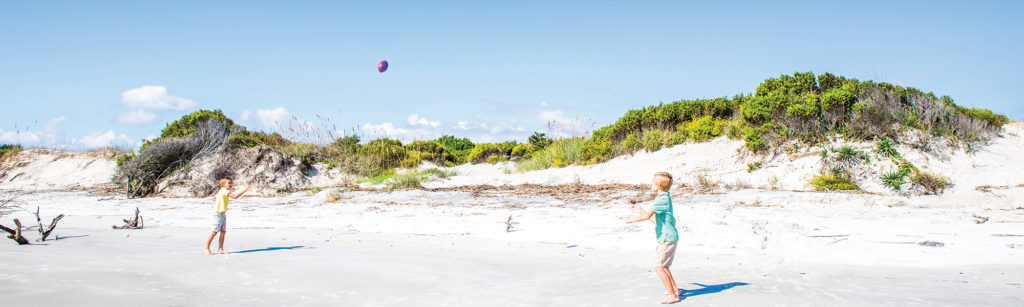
229 186 251 199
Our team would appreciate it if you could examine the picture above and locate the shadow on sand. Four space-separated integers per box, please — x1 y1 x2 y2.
680 282 748 299
234 246 306 254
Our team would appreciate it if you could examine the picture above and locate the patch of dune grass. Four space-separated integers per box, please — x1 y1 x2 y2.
0 144 23 161
358 168 455 189
810 172 859 191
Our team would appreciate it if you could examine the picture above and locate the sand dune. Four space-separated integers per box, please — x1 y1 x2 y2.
1 124 1023 305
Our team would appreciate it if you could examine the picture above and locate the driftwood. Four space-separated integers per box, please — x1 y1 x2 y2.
34 206 65 241
1 218 30 245
506 215 514 232
113 207 144 230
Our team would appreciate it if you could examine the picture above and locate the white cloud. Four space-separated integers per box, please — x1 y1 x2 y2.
362 122 408 137
0 129 42 144
361 121 446 142
407 114 441 127
0 116 67 146
72 130 133 149
116 110 157 125
240 109 252 121
540 101 549 107
537 109 573 124
121 85 196 110
257 107 291 128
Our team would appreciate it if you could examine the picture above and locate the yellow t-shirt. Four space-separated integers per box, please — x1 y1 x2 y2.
215 188 229 213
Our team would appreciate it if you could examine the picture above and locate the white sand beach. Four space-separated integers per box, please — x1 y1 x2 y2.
2 124 1024 306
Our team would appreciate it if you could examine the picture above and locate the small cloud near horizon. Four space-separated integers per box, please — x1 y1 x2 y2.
116 110 157 125
71 130 133 149
121 85 196 110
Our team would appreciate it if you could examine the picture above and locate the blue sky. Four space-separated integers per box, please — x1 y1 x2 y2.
2 1 1022 149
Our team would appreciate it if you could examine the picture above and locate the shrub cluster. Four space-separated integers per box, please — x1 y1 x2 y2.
116 119 232 197
0 144 23 161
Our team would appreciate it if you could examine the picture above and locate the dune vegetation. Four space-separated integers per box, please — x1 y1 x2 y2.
110 72 1009 196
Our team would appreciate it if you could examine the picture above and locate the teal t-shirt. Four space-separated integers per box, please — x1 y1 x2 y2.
650 191 678 242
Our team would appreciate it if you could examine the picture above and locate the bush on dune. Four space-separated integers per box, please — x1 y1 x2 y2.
0 144 23 161
810 172 859 191
117 119 232 198
911 171 951 195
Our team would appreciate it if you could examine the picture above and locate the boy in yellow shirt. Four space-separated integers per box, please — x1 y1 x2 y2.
204 178 250 255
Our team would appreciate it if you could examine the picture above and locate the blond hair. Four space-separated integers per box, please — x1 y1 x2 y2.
654 172 673 192
219 178 232 188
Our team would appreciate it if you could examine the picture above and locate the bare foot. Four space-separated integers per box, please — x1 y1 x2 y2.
661 289 684 296
204 248 213 255
660 296 680 304
217 249 230 254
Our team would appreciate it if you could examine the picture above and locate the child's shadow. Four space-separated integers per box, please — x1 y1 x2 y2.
234 246 306 254
680 282 748 299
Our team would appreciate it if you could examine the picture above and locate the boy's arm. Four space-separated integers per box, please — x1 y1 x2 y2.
229 186 251 199
622 209 655 224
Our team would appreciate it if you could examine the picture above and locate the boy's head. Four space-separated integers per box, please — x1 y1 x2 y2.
653 172 672 192
219 178 233 189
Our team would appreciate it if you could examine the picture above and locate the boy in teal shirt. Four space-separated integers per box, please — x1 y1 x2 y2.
623 172 680 304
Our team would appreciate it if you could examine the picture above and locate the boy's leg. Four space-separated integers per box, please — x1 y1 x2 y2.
654 241 680 304
664 268 680 296
204 232 217 255
217 231 229 254
655 267 680 304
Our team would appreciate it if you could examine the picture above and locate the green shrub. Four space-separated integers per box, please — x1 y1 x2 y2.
0 144 23 160
229 131 288 149
746 161 762 173
467 143 506 164
744 126 767 152
667 130 688 146
334 135 361 151
528 132 552 149
911 171 951 195
581 137 614 163
420 167 456 179
357 138 406 175
486 153 507 164
511 143 536 159
407 140 454 164
875 138 899 158
829 145 865 171
400 151 423 168
516 149 553 172
388 172 424 189
437 135 474 152
621 132 641 154
115 153 135 166
810 172 858 191
685 116 724 142
726 121 745 140
642 130 665 152
550 137 586 167
881 171 907 191
517 137 586 171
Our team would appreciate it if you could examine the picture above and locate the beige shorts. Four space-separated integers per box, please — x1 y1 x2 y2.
212 213 226 232
654 241 677 268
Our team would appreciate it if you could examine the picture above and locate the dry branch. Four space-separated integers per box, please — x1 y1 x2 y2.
1 218 30 245
113 207 144 229
32 206 64 241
